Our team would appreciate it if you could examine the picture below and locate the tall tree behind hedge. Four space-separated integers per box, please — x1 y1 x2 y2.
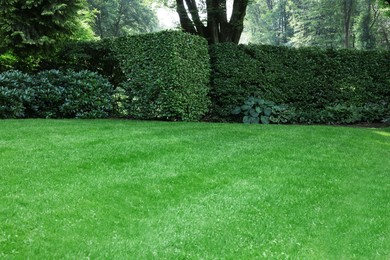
165 0 250 44
86 0 158 38
0 0 87 55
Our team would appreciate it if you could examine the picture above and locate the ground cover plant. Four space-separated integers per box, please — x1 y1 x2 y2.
0 120 389 258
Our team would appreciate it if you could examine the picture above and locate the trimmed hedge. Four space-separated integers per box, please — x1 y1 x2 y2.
209 43 390 123
43 31 211 121
0 70 115 119
111 31 210 121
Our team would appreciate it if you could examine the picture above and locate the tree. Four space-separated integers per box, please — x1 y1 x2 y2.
244 0 293 45
0 0 87 55
173 0 250 44
355 0 380 49
289 0 345 48
379 0 390 15
243 0 389 49
86 0 158 38
342 0 357 48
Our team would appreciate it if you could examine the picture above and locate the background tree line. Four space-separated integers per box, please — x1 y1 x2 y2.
1 0 389 59
0 0 158 57
244 0 390 49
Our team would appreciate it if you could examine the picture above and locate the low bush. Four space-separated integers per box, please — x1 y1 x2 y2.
0 87 25 119
28 70 66 118
59 70 114 118
0 70 33 118
0 70 115 119
232 96 293 124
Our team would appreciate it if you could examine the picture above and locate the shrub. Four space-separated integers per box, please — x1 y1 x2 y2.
111 31 210 121
59 70 114 118
0 70 33 118
0 69 115 119
28 70 66 118
0 87 25 119
209 43 390 123
44 39 124 86
232 96 292 124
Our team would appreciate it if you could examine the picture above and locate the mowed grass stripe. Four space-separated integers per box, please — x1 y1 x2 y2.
0 120 389 258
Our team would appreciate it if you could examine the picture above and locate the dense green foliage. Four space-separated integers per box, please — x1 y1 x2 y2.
2 28 389 124
0 52 18 72
0 0 87 55
1 120 389 258
44 39 124 86
112 31 210 121
0 71 32 118
232 96 292 124
244 0 390 50
1 31 211 121
0 70 114 119
209 43 390 123
86 0 158 38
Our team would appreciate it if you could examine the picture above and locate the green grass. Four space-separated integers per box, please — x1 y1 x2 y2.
1 120 389 258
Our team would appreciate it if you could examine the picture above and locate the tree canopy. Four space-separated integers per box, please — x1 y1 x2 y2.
244 0 390 49
86 0 158 38
0 0 87 55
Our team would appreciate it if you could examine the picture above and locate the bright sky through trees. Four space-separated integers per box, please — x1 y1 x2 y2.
157 7 179 29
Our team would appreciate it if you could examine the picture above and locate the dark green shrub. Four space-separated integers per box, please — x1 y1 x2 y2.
0 69 115 119
0 70 33 118
232 96 293 124
28 70 66 118
323 104 363 124
112 31 210 121
45 39 124 86
0 87 25 118
360 103 389 123
59 70 114 118
210 43 390 124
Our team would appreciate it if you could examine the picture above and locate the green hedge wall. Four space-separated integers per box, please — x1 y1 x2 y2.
209 43 390 123
45 31 211 121
112 31 210 121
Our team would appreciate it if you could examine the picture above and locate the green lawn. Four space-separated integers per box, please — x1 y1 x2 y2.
1 120 389 258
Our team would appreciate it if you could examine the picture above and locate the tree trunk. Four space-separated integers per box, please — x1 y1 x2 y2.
343 0 354 48
176 0 249 44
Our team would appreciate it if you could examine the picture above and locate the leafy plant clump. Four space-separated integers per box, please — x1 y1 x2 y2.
0 69 115 119
0 70 33 118
232 96 292 124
